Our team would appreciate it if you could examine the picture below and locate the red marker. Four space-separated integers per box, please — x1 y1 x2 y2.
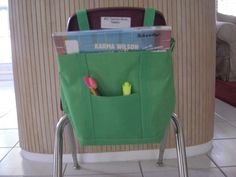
83 76 99 96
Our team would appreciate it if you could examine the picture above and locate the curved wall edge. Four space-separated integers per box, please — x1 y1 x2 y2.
9 0 215 153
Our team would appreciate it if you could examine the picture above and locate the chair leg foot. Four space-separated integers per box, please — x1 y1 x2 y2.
66 122 80 170
171 113 189 177
156 161 164 167
53 115 69 177
157 125 169 166
73 163 80 169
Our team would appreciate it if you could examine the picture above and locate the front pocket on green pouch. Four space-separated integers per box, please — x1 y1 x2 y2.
90 93 142 139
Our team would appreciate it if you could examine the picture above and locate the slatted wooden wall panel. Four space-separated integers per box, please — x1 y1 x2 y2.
9 0 215 153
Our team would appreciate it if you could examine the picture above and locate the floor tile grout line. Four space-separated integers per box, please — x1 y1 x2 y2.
207 154 228 177
214 112 226 120
222 120 236 129
0 110 12 118
0 113 10 119
0 128 18 130
218 165 236 168
213 137 236 140
0 150 11 163
63 163 68 176
0 145 19 148
0 140 19 149
215 121 236 130
138 161 144 177
0 141 18 163
215 112 236 129
12 141 19 148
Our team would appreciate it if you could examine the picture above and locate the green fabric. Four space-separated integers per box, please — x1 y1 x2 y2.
76 9 90 30
58 51 175 145
144 8 155 26
57 8 175 145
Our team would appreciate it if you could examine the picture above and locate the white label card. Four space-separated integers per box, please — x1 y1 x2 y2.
65 40 79 54
101 17 131 29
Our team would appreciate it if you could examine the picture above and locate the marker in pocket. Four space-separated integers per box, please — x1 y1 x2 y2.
83 76 99 96
122 82 132 96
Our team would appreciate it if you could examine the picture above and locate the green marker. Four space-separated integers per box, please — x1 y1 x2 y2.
122 82 132 96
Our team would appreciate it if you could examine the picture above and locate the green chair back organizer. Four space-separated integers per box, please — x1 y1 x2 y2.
53 7 188 177
58 8 175 145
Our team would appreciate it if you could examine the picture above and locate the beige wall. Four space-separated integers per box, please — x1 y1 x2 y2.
9 0 216 154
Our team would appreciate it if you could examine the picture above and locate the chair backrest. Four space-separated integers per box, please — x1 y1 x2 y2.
60 7 167 111
67 7 166 31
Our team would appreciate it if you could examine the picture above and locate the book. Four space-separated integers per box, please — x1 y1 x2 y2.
52 26 171 55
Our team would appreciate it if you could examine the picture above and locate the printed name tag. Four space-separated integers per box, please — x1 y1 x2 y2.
101 17 131 29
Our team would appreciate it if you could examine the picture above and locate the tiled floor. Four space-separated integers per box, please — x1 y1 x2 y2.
0 80 236 177
0 81 18 164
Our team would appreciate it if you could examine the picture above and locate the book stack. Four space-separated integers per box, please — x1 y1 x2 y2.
53 26 172 55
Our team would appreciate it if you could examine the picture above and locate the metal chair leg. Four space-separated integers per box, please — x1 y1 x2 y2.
66 121 80 169
53 115 69 177
171 113 189 177
157 125 169 166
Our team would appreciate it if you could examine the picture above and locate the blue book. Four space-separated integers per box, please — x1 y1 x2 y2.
53 26 171 55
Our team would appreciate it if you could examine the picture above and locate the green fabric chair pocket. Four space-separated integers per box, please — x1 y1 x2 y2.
58 50 175 145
